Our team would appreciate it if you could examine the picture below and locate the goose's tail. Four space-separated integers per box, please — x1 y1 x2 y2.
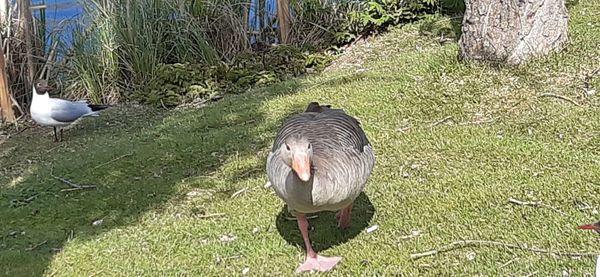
304 102 331 113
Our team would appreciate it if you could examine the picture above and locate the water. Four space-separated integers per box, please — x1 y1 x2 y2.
29 0 280 46
29 0 83 48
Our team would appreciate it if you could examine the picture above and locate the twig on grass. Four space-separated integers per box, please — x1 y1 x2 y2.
12 126 31 136
410 239 600 260
50 169 96 191
429 116 453 127
231 187 248 198
92 153 132 169
498 258 517 268
539 92 583 107
25 240 47 251
197 213 226 219
457 118 495 126
583 66 600 96
508 198 567 216
524 271 538 277
508 197 540 206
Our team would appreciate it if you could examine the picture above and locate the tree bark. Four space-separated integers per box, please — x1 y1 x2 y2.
276 0 290 44
0 0 7 23
458 0 569 65
0 42 14 123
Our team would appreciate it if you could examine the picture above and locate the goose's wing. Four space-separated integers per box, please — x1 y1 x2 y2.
311 108 371 152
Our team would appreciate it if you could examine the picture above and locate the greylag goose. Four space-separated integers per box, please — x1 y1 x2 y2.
30 79 109 142
266 102 375 273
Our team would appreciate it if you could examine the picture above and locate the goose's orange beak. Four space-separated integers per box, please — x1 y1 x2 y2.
292 153 311 182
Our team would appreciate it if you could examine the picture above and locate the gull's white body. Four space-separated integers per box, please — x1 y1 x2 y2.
30 85 100 127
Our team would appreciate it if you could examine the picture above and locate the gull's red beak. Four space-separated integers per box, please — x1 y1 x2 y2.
291 153 311 182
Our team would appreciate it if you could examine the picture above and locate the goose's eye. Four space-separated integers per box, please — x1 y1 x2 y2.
285 144 290 151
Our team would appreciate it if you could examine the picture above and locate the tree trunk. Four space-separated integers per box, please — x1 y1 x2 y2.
276 0 290 44
0 42 14 123
458 0 569 65
0 0 7 22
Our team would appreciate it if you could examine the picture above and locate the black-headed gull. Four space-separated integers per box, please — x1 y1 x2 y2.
30 79 109 142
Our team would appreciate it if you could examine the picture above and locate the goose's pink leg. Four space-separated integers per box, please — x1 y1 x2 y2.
335 203 353 229
295 213 342 273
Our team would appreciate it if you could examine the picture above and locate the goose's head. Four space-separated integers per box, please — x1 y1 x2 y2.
33 80 52 95
280 135 313 182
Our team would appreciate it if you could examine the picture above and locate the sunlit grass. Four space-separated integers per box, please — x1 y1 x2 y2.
1 2 600 276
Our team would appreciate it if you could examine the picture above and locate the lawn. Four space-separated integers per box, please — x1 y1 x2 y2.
1 2 600 276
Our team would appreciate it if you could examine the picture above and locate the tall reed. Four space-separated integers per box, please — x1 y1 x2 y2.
64 0 218 103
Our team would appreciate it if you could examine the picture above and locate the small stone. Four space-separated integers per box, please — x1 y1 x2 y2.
585 89 596 96
411 229 421 237
466 251 476 261
252 227 260 234
186 191 200 197
242 267 250 275
264 181 272 188
219 234 237 242
92 219 103 226
366 225 379 233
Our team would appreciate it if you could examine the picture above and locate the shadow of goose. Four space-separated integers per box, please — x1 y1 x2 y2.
275 192 375 252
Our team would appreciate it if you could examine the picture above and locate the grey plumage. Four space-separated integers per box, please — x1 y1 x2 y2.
266 102 375 214
49 99 103 123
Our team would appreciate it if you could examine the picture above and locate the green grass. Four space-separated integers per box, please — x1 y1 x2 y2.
2 2 600 276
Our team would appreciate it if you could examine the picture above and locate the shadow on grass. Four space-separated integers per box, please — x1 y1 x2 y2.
275 192 375 253
418 15 463 43
0 79 308 275
0 71 381 275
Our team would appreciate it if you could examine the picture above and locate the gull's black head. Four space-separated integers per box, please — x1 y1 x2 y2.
34 79 52 95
